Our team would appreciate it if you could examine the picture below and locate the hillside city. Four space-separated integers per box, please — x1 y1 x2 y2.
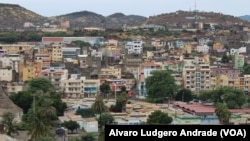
0 6 250 141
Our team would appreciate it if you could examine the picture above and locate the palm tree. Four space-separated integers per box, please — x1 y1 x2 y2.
26 111 53 141
117 92 128 112
1 112 19 136
91 95 107 127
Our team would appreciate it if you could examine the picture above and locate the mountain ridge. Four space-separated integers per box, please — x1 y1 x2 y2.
0 3 249 29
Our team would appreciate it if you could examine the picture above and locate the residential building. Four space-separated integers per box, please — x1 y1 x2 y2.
62 74 83 98
125 39 143 54
105 45 120 60
6 82 24 95
233 52 244 70
137 62 161 96
210 74 229 90
213 42 222 51
181 44 193 54
210 66 241 79
99 66 122 79
162 60 183 73
38 68 68 92
62 47 80 59
34 54 51 69
0 44 32 55
18 60 42 82
82 77 99 98
196 45 209 53
182 59 210 93
124 57 142 78
51 44 63 62
0 68 12 82
82 118 98 132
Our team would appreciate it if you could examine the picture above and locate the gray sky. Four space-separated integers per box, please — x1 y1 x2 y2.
1 0 249 17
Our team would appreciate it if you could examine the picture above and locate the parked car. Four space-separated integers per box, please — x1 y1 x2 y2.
55 127 65 135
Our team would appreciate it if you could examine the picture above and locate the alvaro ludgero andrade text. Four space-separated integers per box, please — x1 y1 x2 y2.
109 128 218 138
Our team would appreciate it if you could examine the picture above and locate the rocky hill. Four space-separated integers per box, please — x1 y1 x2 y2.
0 3 249 30
146 10 250 27
0 3 46 29
54 11 147 29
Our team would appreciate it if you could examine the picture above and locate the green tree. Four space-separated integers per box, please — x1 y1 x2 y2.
91 95 107 127
9 91 32 114
28 78 54 93
147 110 173 125
221 54 230 63
36 136 55 141
175 88 193 102
215 103 231 124
117 92 128 112
63 120 80 134
243 65 250 74
145 70 177 103
26 109 53 140
76 109 95 118
99 83 111 98
98 112 114 126
1 112 19 136
199 86 246 109
76 133 96 141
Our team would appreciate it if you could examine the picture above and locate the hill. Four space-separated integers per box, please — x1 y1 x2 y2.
54 11 147 29
0 3 46 29
0 3 249 30
146 10 250 27
238 15 250 22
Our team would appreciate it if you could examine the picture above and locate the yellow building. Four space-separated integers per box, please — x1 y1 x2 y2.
18 60 42 82
213 42 222 50
99 66 121 79
0 44 32 54
181 44 192 54
51 44 63 62
210 74 229 89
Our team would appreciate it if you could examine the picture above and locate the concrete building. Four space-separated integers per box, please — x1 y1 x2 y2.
38 68 68 92
99 66 122 79
0 68 12 82
182 58 210 93
42 37 104 46
0 44 32 55
137 61 161 96
125 39 143 55
18 60 42 82
51 44 63 62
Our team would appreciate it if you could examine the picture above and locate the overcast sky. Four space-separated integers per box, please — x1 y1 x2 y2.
1 0 249 17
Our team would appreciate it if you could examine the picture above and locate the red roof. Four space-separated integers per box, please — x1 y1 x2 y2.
42 37 63 42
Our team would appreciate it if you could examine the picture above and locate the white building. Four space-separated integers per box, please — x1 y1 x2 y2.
82 117 98 132
197 45 210 53
0 69 12 82
125 39 143 54
230 47 247 55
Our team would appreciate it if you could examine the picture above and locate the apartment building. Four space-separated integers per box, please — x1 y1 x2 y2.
0 44 32 55
38 68 68 92
99 66 122 79
51 44 63 62
182 60 210 93
82 78 99 98
210 73 229 89
105 45 120 60
233 51 244 70
34 54 51 69
125 39 143 54
18 60 42 82
62 74 83 98
6 82 24 95
137 61 161 96
0 68 12 82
